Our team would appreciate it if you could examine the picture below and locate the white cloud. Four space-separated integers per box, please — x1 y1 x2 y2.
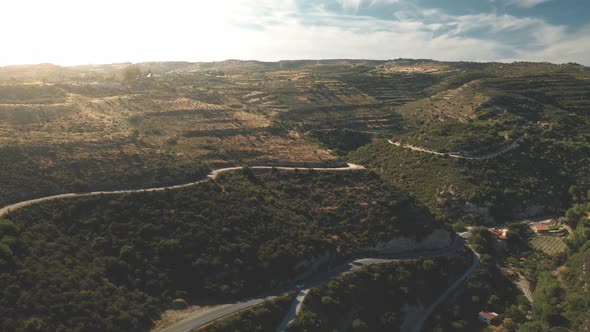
506 25 590 64
505 0 552 8
338 0 400 11
0 0 587 66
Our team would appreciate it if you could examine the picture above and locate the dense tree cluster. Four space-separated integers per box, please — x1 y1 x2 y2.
351 72 590 222
287 250 472 332
0 145 209 207
519 202 590 331
0 170 442 331
428 258 524 331
352 113 590 223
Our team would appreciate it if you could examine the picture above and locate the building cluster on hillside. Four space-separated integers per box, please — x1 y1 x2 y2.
531 219 568 236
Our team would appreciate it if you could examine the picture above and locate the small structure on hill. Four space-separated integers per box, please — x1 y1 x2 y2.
490 228 509 240
478 311 499 325
533 225 550 234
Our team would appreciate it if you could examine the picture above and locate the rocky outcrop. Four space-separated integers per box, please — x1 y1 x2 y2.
371 229 453 254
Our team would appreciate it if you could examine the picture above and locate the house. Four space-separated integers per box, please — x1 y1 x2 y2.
533 225 550 234
490 228 509 240
479 311 499 325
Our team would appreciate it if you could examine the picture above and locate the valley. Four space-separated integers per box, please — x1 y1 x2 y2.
1 59 590 332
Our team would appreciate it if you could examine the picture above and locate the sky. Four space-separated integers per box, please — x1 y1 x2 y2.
1 0 589 66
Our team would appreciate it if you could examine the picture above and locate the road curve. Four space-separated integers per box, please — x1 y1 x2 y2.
276 237 468 332
0 163 365 218
0 161 474 332
161 237 466 332
388 138 521 160
405 247 480 332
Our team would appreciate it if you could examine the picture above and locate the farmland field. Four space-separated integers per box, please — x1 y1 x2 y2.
531 236 567 255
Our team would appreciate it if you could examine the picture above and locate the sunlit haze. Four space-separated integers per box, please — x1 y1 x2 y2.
1 0 589 66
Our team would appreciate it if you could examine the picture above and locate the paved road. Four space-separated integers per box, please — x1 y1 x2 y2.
276 237 468 332
162 237 466 332
405 247 480 332
0 163 365 218
160 297 276 332
388 137 521 160
0 160 475 332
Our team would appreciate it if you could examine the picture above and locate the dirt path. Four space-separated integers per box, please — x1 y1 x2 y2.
0 163 365 218
515 272 534 303
388 138 521 160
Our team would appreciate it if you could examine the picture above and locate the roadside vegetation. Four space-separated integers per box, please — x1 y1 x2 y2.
198 293 296 332
351 66 590 222
430 196 590 331
287 249 472 332
2 59 590 331
518 201 590 331
427 225 528 331
0 170 444 331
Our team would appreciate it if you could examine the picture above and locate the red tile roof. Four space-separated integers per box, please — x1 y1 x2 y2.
479 311 498 320
490 228 509 240
535 225 550 231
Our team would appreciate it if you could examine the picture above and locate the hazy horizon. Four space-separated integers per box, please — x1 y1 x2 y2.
2 0 589 66
1 57 588 69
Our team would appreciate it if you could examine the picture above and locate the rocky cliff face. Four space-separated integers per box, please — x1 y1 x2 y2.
371 229 453 254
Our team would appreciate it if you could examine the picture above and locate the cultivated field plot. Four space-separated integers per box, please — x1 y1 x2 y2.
531 236 567 255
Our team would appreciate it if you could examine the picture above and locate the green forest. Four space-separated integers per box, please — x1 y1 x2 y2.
287 249 472 332
200 293 295 332
0 170 443 331
351 113 590 223
0 145 210 207
518 202 590 331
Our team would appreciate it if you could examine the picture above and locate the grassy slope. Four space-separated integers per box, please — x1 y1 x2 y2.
0 60 457 205
351 64 590 222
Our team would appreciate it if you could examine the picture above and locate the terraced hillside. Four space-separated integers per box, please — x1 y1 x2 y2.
0 59 452 205
351 63 590 222
1 60 589 223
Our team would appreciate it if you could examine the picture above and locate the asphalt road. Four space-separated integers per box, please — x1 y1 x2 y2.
0 163 365 218
161 236 467 332
161 296 281 332
388 137 521 160
406 247 480 332
276 237 468 332
1 161 476 332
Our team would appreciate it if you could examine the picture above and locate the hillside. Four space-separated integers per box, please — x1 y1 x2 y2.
287 249 473 332
2 60 589 222
517 202 590 332
350 62 590 222
0 169 446 331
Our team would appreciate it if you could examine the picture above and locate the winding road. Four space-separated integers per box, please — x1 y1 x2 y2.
404 247 480 332
388 137 521 160
0 161 478 332
160 236 471 332
276 237 471 332
0 163 365 218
